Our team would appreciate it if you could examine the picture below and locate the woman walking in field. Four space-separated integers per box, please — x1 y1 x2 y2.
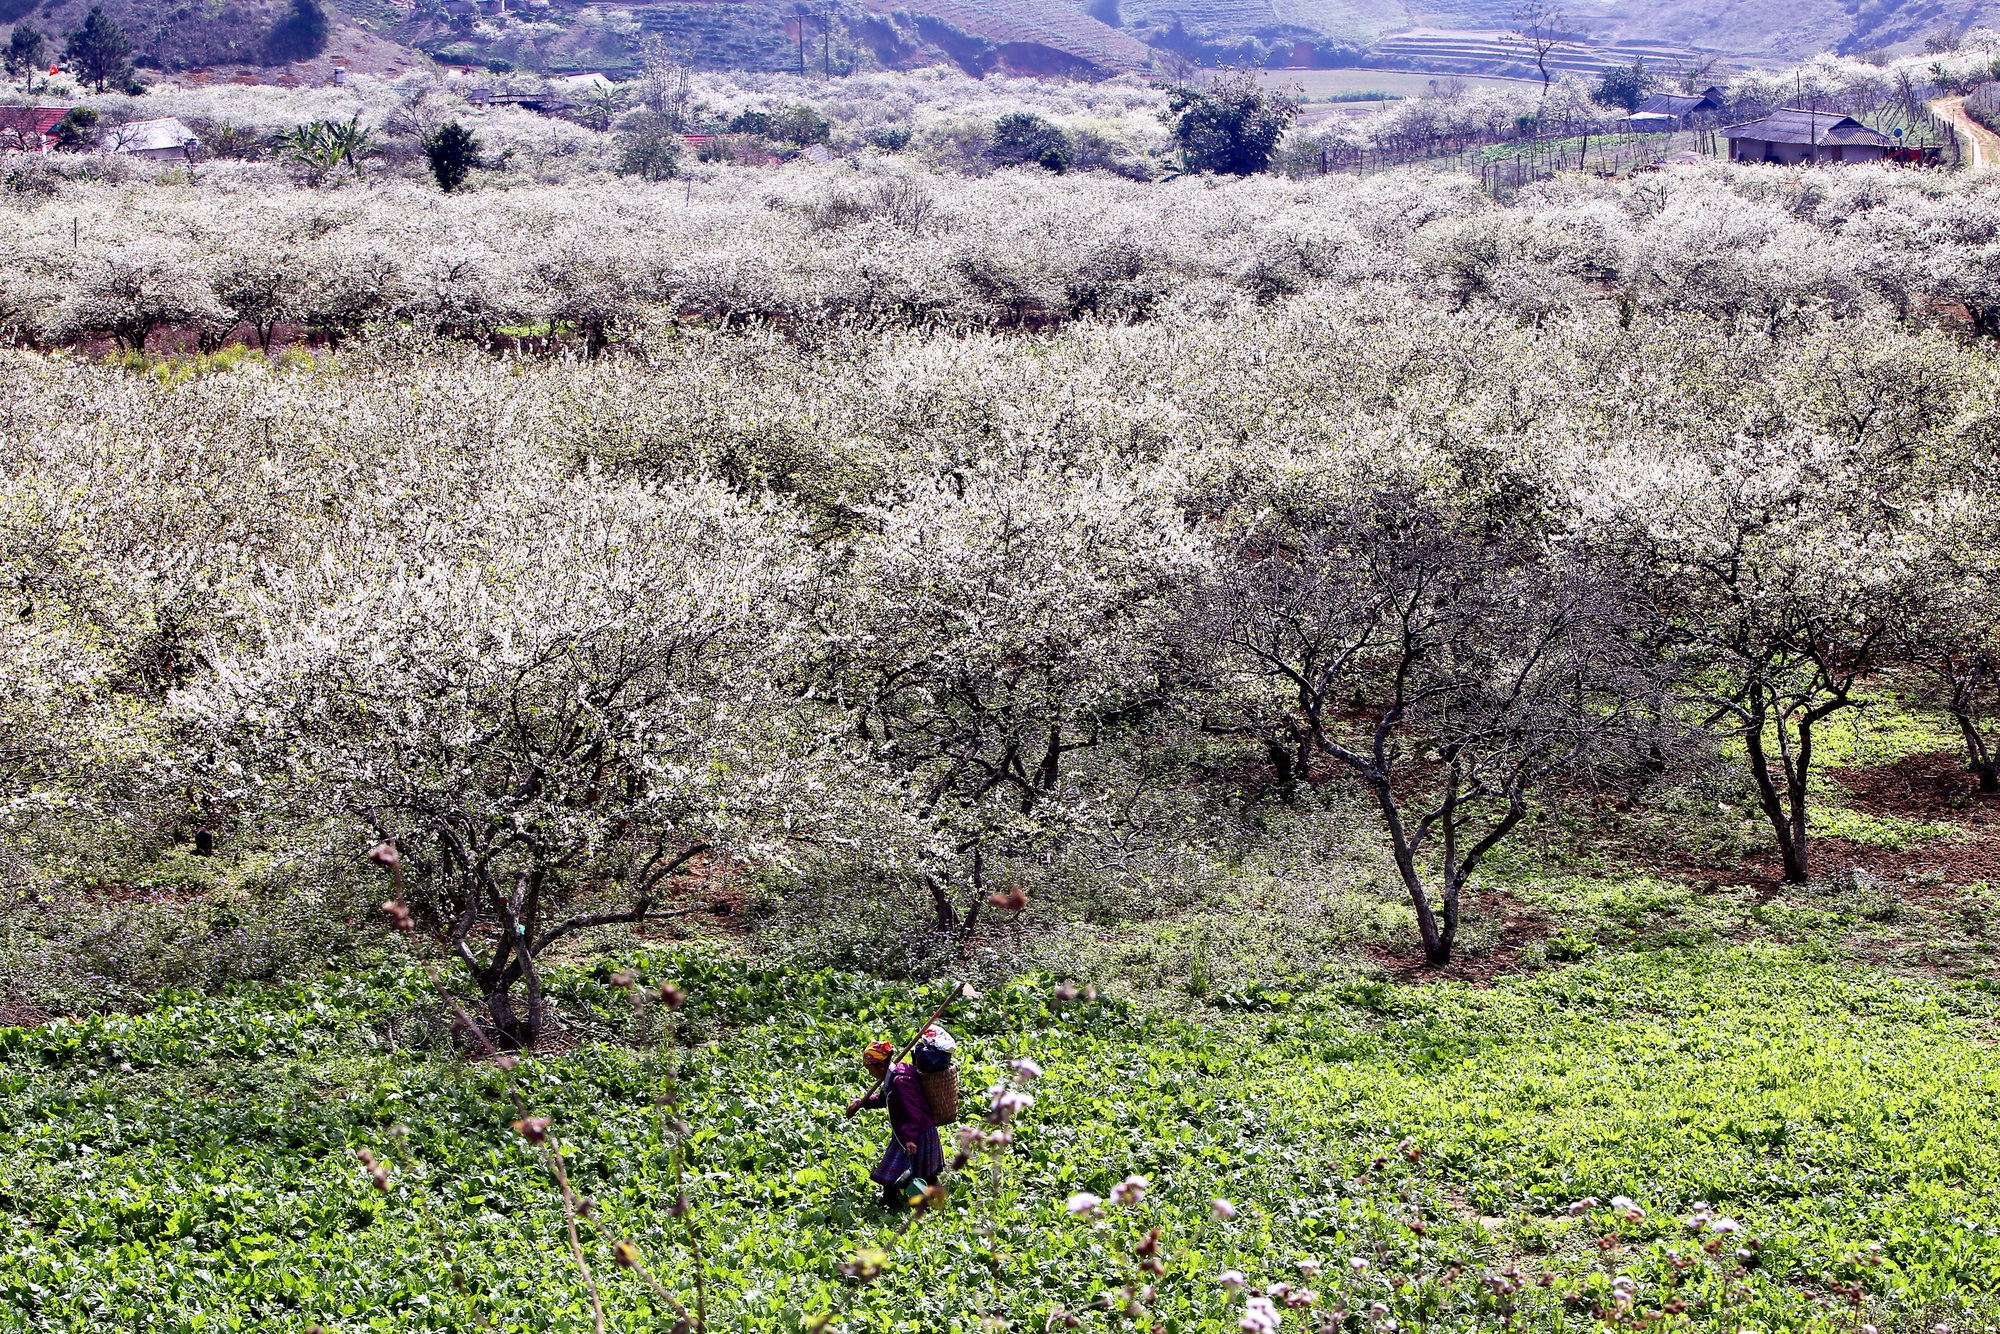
845 1039 943 1208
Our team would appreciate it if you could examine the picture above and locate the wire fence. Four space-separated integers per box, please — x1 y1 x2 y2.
1295 125 1725 191
1295 97 1967 195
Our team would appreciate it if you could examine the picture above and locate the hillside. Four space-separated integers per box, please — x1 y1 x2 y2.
10 0 2000 93
1596 0 2000 60
859 0 1159 76
0 0 421 77
0 0 289 70
1114 0 2000 71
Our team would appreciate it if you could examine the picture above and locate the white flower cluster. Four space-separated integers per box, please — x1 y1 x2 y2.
19 126 2000 346
3 195 1996 955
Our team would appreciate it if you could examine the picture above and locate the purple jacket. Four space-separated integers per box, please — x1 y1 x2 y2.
860 1063 935 1146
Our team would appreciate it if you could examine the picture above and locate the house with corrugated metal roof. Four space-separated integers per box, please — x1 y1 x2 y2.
103 117 201 160
1636 88 1727 128
1722 108 1893 164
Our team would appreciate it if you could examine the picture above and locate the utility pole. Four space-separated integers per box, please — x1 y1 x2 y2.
1800 72 1818 163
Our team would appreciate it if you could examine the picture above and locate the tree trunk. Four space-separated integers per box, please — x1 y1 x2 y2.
1264 739 1296 804
1951 705 1998 792
1434 878 1459 965
927 875 959 935
1036 726 1061 791
956 847 986 943
486 985 534 1050
1789 712 1818 881
1372 778 1452 966
1744 716 1809 884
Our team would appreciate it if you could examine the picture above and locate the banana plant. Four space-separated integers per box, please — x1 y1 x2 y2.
280 114 373 186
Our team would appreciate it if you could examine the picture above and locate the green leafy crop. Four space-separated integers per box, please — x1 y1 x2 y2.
4 946 1997 1332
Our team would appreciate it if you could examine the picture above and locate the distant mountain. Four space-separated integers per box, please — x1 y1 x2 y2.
21 0 1999 85
1596 0 2000 61
857 0 1158 76
1089 0 2000 69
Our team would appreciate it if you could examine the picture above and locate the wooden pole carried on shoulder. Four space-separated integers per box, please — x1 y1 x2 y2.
849 978 969 1109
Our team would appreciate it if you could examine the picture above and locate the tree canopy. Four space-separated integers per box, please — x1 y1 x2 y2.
1161 68 1297 176
62 5 132 92
263 0 331 64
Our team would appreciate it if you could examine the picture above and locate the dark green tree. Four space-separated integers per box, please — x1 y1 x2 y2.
767 104 830 146
264 0 330 64
422 120 481 192
4 23 46 77
51 104 99 150
616 114 681 180
62 6 131 92
1591 58 1651 112
990 111 1073 173
726 108 772 136
1161 67 1297 176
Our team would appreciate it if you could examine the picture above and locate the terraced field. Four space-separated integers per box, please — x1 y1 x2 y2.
1114 0 1285 40
631 0 800 72
1365 28 1705 78
864 0 1157 74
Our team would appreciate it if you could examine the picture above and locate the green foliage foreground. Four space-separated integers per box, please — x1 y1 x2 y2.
3 947 1998 1333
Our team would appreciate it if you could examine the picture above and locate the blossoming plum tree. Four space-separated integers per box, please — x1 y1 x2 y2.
177 472 822 1046
1196 451 1676 965
817 466 1203 940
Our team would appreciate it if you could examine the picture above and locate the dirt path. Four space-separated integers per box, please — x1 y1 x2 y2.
1933 96 2000 171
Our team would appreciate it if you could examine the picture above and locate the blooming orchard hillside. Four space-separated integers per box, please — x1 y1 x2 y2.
6 289 1997 970
16 144 2000 345
7 67 2000 1334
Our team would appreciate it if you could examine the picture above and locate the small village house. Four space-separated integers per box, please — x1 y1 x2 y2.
1722 107 1893 164
1635 87 1728 128
104 117 202 160
0 106 73 154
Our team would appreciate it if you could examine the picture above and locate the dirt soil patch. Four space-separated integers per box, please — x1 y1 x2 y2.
1827 750 1998 823
0 997 54 1028
1364 887 1553 986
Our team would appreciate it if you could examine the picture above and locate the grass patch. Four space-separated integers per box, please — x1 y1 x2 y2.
1505 874 1735 951
1807 692 1963 770
1807 807 1966 851
4 948 1997 1331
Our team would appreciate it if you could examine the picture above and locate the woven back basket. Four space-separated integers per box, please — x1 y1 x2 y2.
917 1067 959 1126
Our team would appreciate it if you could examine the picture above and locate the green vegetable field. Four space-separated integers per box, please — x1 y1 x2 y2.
6 943 1998 1333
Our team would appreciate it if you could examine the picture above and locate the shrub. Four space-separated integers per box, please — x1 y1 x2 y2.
767 104 831 146
51 106 101 152
1591 58 1652 112
423 121 482 192
0 844 382 1013
262 0 329 64
990 111 1073 172
616 114 680 180
279 115 371 185
1162 67 1296 175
